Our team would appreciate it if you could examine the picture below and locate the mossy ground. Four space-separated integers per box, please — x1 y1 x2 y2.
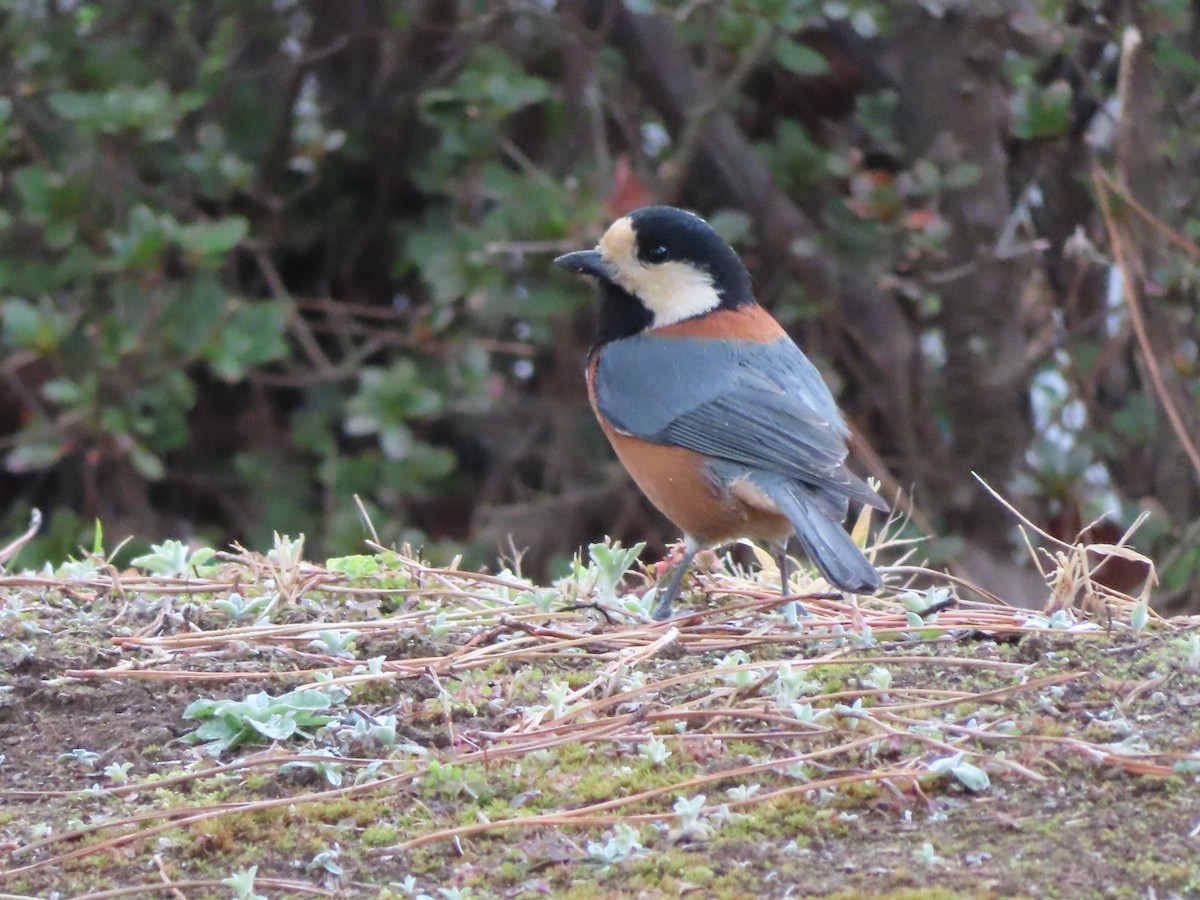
0 548 1197 899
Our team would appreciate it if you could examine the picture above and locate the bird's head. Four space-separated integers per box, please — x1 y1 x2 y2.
556 206 754 342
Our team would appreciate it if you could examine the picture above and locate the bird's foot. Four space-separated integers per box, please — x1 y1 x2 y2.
776 597 810 624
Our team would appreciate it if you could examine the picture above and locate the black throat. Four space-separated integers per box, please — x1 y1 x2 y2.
590 280 654 354
588 274 756 356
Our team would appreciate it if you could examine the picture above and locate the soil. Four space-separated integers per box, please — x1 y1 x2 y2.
1 577 1198 899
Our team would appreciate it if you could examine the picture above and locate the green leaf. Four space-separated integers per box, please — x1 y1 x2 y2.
13 166 52 221
126 443 162 479
1011 80 1071 140
107 204 177 271
417 46 552 145
193 718 243 742
44 217 78 250
183 697 223 719
403 224 474 303
277 690 335 711
377 424 413 459
176 216 249 261
344 360 444 448
41 378 86 406
166 275 228 356
1 298 74 351
327 555 381 578
1110 393 1155 441
202 300 289 381
1 299 41 348
6 437 66 473
190 547 217 568
772 39 829 76
130 539 214 574
48 83 183 138
950 760 990 792
249 714 299 740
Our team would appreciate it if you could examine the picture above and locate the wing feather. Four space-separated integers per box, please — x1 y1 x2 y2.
595 334 886 510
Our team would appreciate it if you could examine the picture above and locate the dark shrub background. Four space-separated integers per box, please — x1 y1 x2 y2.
1 1 1196 611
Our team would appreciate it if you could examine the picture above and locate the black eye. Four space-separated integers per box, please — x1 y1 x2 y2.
643 244 669 264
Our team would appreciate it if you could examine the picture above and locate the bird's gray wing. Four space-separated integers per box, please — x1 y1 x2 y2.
595 334 885 509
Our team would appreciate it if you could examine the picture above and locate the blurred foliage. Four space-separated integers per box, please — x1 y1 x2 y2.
0 0 589 561
0 0 1198 609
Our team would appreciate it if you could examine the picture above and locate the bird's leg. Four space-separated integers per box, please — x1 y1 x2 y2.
775 539 808 618
652 540 699 621
775 543 790 597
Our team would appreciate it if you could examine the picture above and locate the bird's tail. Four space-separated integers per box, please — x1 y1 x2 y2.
753 473 882 594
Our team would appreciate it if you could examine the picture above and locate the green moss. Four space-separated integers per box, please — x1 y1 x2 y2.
497 859 528 883
816 890 998 900
680 863 715 883
572 767 669 804
352 800 392 827
561 881 610 899
310 797 361 822
406 847 446 875
348 681 401 705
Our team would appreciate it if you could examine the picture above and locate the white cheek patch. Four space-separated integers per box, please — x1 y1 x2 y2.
616 260 721 328
598 217 723 328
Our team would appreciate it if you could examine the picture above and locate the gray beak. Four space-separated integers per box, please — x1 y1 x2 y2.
554 249 614 280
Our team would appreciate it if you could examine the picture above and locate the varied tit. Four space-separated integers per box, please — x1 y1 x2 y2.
556 205 886 620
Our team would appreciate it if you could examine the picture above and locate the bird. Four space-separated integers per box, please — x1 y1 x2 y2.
555 205 887 620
